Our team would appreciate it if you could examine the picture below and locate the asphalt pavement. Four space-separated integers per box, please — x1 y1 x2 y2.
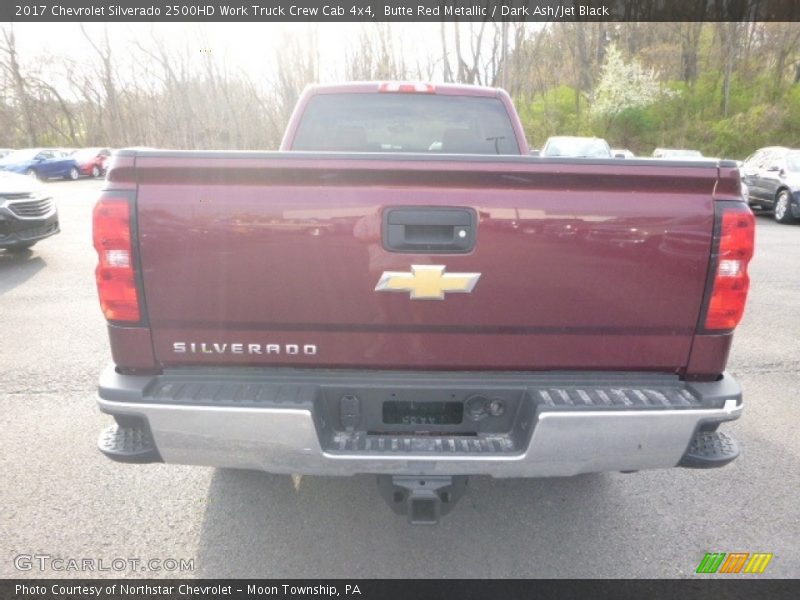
1 179 798 578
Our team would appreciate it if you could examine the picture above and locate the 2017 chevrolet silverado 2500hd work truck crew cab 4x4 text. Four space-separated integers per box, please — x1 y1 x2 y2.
94 83 753 524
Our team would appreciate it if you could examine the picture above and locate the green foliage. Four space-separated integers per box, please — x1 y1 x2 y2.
784 85 800 131
605 107 658 149
518 71 800 159
516 85 593 148
511 23 800 159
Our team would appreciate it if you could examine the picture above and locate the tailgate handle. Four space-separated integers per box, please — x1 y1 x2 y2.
383 207 477 253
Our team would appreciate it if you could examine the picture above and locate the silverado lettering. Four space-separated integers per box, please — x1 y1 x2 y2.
173 342 317 355
93 82 754 524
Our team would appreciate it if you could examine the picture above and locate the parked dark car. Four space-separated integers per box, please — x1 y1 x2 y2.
741 147 789 180
743 147 800 223
72 147 112 178
35 150 82 180
0 171 59 251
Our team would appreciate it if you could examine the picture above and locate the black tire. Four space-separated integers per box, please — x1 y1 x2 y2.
25 168 38 180
700 422 721 432
91 165 100 178
4 242 36 252
66 167 79 181
774 189 796 224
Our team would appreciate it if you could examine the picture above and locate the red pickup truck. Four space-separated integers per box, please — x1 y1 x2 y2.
94 82 753 524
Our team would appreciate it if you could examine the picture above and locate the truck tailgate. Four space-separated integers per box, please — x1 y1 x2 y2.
133 154 717 371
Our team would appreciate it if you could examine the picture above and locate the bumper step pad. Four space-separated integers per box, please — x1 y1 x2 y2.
97 424 162 464
680 430 739 468
331 432 517 454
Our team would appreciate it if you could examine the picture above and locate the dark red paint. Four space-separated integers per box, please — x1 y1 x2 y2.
107 156 726 374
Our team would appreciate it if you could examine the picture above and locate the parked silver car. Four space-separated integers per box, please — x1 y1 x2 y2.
0 170 59 251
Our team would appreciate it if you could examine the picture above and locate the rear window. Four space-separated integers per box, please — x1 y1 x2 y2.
292 93 520 155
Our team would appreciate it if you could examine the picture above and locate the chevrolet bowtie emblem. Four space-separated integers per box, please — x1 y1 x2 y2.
374 265 481 300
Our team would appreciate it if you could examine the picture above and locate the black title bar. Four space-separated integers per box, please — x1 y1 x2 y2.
3 579 800 600
5 0 800 22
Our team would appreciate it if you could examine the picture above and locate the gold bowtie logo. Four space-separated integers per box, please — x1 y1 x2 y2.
374 265 481 300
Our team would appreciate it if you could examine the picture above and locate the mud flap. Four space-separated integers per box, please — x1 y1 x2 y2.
377 475 469 525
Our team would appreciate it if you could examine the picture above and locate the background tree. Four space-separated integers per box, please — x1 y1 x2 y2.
0 22 797 158
591 44 672 135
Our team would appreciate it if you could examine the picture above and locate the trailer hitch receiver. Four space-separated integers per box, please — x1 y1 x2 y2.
377 475 468 524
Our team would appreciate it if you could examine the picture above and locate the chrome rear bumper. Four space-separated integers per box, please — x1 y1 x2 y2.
96 366 742 477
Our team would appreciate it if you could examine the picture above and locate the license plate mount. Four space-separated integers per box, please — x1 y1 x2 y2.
382 400 464 426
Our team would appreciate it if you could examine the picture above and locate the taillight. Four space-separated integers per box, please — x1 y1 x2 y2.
378 82 435 93
93 197 140 322
704 207 755 330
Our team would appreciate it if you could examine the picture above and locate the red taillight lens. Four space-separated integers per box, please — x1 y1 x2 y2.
704 208 755 330
93 198 140 322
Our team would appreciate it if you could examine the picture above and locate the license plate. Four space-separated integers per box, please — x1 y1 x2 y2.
382 401 463 426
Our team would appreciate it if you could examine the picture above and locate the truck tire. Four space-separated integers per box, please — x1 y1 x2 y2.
774 190 795 224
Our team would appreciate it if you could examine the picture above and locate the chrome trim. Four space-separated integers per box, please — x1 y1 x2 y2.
96 397 742 478
0 196 56 220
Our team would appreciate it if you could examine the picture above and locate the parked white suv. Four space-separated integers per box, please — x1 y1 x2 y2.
541 136 612 158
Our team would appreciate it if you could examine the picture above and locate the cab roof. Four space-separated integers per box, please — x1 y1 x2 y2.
306 81 501 98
